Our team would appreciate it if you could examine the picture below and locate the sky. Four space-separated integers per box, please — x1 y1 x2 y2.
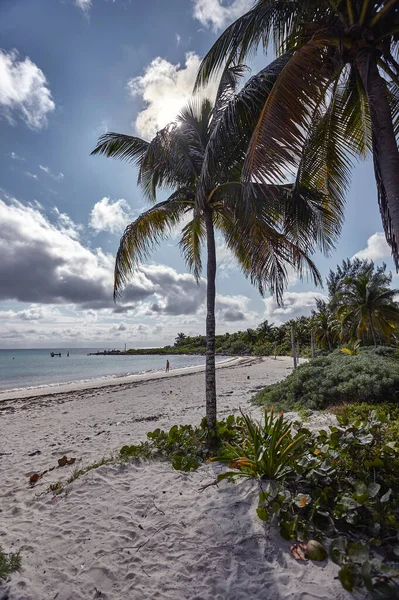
0 0 395 349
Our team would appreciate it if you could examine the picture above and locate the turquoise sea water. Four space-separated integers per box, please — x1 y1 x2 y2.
0 349 222 392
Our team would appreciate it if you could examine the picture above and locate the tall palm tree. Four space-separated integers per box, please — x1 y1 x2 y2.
337 264 399 345
195 0 399 266
92 65 339 431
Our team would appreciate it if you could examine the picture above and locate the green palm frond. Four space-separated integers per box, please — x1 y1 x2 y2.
197 54 291 208
91 132 149 163
138 124 201 201
114 190 193 298
340 67 372 156
290 79 358 253
178 210 206 281
213 183 322 302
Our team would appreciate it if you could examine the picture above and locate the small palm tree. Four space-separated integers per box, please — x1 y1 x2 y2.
175 333 187 347
196 1 399 265
311 299 338 351
337 264 399 345
92 65 338 431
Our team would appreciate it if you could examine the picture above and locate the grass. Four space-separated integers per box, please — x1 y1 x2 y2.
46 456 112 496
0 547 21 580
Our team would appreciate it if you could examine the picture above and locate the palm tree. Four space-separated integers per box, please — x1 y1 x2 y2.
311 299 338 350
337 264 399 345
256 319 274 340
196 1 399 266
92 65 339 431
175 333 187 347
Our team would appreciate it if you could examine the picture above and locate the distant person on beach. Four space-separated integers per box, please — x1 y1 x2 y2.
165 360 170 373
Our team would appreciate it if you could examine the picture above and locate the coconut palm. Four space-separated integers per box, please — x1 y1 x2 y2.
337 263 399 345
196 0 399 265
311 299 338 350
92 64 339 431
175 333 187 346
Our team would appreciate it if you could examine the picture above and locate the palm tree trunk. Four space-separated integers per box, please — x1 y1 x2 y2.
326 332 332 351
356 50 399 266
204 207 217 430
369 311 377 346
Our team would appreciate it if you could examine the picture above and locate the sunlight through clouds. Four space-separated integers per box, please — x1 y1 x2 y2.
127 52 218 139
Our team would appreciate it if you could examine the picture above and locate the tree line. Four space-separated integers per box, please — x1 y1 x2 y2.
125 259 399 358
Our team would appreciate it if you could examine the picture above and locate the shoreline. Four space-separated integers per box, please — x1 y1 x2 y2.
0 355 256 403
0 356 351 600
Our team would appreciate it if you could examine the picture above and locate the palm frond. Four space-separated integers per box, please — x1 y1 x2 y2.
340 66 372 156
243 34 337 187
197 54 291 209
214 183 322 302
211 63 248 130
138 123 202 201
289 77 360 254
91 132 149 163
178 209 206 281
194 0 329 89
114 190 193 298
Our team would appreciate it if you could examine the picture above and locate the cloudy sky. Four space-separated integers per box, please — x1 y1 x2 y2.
0 0 394 348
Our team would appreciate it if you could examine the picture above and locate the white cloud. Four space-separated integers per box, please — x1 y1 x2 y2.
39 165 64 181
352 232 391 261
89 197 132 234
264 291 328 325
53 207 83 240
10 151 24 161
216 240 237 278
0 49 55 129
128 52 218 139
0 305 45 321
74 0 92 11
192 0 253 31
176 33 181 47
25 171 37 179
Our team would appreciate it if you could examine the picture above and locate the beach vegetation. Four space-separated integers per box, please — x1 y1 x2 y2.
212 409 399 596
210 408 307 481
195 0 399 266
0 547 21 581
254 347 399 411
119 415 240 471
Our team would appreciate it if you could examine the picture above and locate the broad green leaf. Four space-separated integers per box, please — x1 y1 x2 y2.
338 565 356 591
329 537 347 566
256 506 270 522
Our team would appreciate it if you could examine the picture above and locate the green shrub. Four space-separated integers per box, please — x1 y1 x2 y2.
254 349 399 410
119 415 240 471
0 547 21 580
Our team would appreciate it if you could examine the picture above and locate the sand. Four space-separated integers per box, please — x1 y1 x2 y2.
0 357 358 600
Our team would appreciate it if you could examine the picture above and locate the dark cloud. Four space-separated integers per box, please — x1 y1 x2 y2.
222 309 245 322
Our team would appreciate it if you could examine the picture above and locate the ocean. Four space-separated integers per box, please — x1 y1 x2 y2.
0 348 221 393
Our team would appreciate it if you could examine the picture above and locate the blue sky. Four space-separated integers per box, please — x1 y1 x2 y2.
0 0 395 348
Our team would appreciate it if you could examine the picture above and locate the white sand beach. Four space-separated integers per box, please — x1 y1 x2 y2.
0 357 356 600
